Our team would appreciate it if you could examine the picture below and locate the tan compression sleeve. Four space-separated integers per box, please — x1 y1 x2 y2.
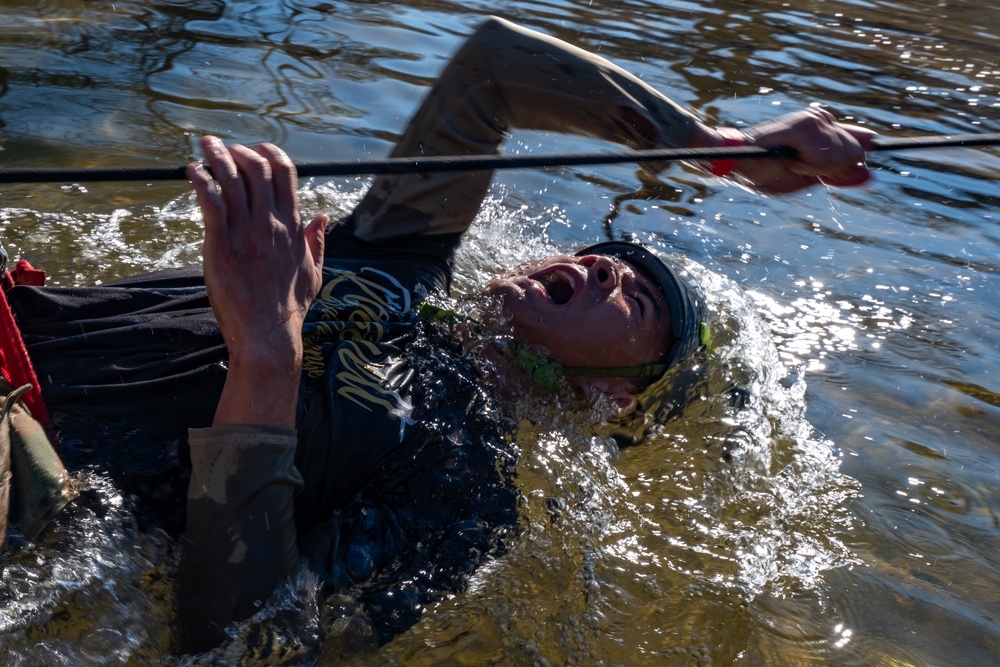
177 425 303 653
352 15 700 242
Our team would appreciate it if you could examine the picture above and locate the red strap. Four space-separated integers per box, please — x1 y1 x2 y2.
11 260 47 287
0 261 50 427
709 127 748 178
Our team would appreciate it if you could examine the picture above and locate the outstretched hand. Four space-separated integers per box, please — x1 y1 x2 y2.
187 136 327 426
732 108 876 194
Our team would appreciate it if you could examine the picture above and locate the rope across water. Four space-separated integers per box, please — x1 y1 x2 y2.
0 134 998 184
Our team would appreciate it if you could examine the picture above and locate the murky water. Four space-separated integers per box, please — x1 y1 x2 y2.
2 0 1000 664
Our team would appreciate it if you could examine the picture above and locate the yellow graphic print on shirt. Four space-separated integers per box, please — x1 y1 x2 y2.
302 265 414 423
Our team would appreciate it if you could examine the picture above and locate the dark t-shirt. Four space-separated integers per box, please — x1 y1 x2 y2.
6 223 518 642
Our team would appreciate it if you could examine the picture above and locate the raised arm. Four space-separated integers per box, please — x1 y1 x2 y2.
350 16 874 242
176 136 326 652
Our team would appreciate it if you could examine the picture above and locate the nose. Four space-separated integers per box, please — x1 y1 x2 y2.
579 255 619 292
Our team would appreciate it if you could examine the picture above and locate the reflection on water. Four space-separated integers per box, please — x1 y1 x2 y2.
2 0 1000 664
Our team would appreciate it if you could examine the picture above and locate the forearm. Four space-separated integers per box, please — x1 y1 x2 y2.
180 136 323 652
177 425 303 653
352 16 709 241
177 345 303 651
212 342 302 428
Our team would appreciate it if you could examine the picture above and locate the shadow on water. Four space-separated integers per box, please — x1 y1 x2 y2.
1 0 1000 664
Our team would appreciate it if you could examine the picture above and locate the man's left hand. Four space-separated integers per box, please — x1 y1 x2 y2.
730 108 876 194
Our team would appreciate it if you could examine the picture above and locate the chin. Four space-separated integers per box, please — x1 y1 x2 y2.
482 276 524 308
474 286 518 334
476 289 546 350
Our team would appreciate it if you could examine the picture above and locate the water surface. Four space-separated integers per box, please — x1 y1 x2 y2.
2 1 1000 665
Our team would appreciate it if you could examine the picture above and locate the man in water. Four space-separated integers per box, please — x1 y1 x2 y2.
0 17 873 651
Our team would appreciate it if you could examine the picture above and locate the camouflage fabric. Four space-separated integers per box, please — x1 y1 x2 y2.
0 381 73 546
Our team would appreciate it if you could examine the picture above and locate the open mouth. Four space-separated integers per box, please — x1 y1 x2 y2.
533 269 576 305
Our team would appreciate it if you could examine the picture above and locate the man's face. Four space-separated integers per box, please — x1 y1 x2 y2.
482 253 672 370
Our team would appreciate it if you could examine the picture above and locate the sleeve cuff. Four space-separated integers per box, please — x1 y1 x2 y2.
706 127 749 177
187 425 302 505
189 424 298 448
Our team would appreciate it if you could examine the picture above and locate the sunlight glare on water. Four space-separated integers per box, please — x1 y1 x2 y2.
2 0 1000 664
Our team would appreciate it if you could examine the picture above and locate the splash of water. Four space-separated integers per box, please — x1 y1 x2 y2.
0 186 863 665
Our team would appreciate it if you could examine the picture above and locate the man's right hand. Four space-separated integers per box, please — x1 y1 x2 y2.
187 136 326 427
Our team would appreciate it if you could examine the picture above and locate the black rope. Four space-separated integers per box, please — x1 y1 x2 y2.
0 134 998 184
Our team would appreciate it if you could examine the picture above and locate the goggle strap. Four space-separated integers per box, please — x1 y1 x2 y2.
560 363 670 379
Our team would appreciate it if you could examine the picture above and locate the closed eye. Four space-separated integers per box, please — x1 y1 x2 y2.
632 277 661 324
617 259 659 322
629 290 646 316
